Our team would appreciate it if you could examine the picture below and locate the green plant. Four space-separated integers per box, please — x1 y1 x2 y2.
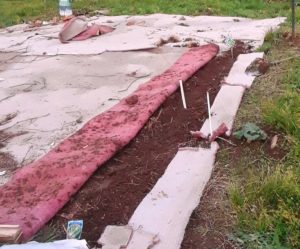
234 122 267 142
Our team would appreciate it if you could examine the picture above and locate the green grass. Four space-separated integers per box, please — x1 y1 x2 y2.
0 0 290 28
229 30 300 249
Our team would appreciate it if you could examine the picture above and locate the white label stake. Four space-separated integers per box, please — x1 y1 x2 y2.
179 80 187 109
207 91 213 139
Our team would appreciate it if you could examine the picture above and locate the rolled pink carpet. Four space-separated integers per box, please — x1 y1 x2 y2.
0 44 219 241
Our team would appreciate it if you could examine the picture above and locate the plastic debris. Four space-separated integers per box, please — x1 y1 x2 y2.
66 220 83 240
0 225 22 244
0 171 6 176
271 135 278 149
1 239 88 249
59 0 72 17
59 17 88 43
59 17 114 43
223 35 235 48
234 122 267 142
179 80 187 109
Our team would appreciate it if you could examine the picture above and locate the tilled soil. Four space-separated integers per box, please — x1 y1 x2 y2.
48 43 250 247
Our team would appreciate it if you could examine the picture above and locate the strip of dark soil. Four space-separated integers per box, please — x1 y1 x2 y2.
47 43 250 247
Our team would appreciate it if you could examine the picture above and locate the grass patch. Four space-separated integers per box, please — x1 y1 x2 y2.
229 31 300 249
0 0 290 28
257 29 281 53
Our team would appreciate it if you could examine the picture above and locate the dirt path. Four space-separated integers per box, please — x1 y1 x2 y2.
44 43 249 247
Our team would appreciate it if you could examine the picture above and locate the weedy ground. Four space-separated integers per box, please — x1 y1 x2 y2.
227 28 300 249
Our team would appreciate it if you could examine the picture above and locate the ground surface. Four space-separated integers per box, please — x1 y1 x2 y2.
33 32 300 249
0 14 283 186
1 1 299 249
33 42 249 247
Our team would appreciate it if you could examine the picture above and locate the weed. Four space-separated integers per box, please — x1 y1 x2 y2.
257 30 281 53
264 92 300 141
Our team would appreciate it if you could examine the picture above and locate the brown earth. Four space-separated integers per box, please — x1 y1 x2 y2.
41 42 251 247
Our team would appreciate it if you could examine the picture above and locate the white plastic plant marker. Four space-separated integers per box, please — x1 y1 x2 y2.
0 171 6 176
0 239 89 249
207 91 213 138
179 80 187 109
200 85 245 138
129 143 219 249
225 52 264 88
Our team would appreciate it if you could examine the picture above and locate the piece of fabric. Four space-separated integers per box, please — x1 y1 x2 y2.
1 239 88 249
0 44 219 241
200 85 245 138
72 24 114 41
59 17 114 43
129 143 219 249
59 17 88 43
224 52 264 88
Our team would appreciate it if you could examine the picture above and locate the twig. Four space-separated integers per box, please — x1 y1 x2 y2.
7 35 34 49
258 69 289 79
0 54 20 64
155 108 163 121
9 83 33 88
20 145 33 166
0 112 18 126
108 97 121 101
8 78 46 91
0 94 15 103
217 136 237 146
85 73 122 78
271 56 299 65
118 73 151 92
3 113 50 130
